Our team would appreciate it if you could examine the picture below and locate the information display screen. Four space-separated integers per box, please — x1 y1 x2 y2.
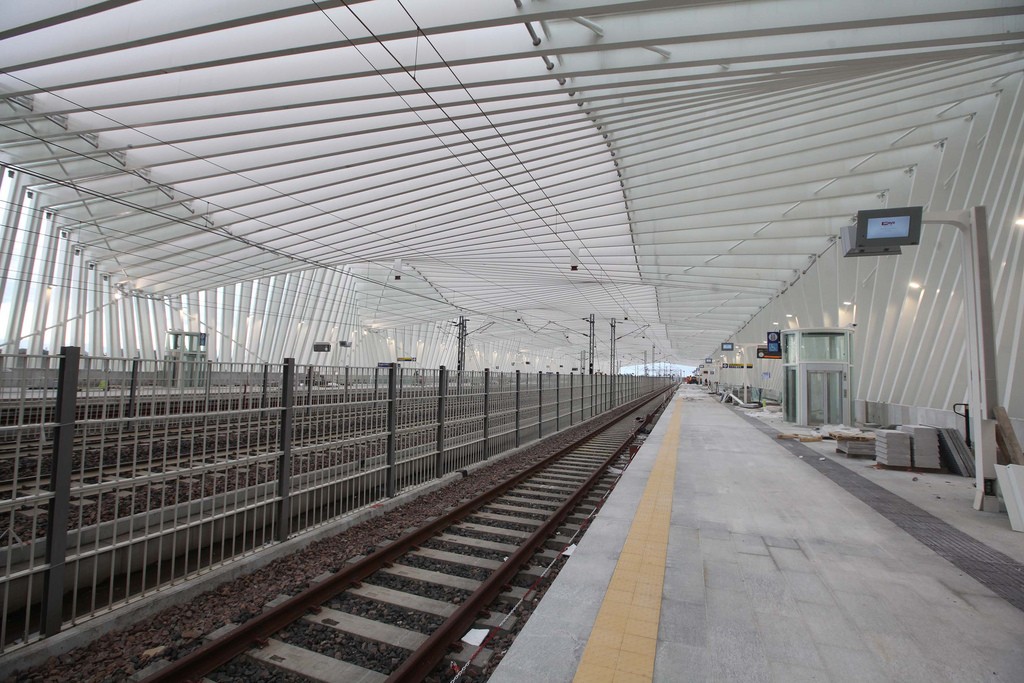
866 215 911 239
855 206 922 248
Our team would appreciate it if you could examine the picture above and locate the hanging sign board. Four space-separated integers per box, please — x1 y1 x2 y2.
397 356 416 362
313 342 331 352
763 331 782 359
705 357 713 363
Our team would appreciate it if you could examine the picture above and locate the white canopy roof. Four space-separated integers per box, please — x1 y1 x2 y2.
2 0 1021 364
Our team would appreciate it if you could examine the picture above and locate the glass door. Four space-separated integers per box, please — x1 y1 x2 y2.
784 367 797 422
805 365 845 426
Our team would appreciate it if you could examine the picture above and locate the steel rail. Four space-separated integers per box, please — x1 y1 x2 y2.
140 388 671 683
385 393 666 682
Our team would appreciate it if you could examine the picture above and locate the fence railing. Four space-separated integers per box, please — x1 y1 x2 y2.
0 347 673 654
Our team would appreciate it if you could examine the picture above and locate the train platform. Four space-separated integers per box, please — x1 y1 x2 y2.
489 385 1024 682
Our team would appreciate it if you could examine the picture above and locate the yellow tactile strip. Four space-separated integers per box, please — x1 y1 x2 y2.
573 399 681 683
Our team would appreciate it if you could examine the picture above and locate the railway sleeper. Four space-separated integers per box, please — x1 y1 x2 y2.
517 482 577 494
481 503 549 519
498 493 560 509
469 511 543 529
247 638 387 683
436 532 518 555
504 489 562 503
408 547 503 572
532 472 585 483
457 521 531 540
379 563 479 593
303 607 495 669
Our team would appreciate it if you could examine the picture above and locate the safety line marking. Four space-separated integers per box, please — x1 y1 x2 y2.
573 398 681 683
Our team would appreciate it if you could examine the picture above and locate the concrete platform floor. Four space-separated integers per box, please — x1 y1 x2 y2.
489 386 1024 682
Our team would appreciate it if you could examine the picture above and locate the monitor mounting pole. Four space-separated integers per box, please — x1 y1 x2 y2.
923 207 998 512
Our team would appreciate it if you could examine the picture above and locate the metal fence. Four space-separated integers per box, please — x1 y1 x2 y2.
0 348 673 653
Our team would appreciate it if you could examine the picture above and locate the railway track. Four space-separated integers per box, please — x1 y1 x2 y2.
0 394 436 498
140 391 669 682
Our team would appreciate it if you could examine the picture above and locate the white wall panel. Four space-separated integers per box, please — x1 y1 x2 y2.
728 71 1024 438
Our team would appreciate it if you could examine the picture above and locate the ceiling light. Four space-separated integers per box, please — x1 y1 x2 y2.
843 301 853 306
1016 217 1024 226
771 321 778 325
785 314 793 318
908 281 921 289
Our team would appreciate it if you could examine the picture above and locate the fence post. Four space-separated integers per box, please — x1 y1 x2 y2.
514 370 521 448
436 366 447 478
591 373 596 418
482 368 491 457
305 364 313 406
386 363 398 497
537 371 544 439
582 374 587 421
41 345 80 637
275 359 295 542
261 363 269 409
582 374 587 419
126 357 139 422
555 372 561 431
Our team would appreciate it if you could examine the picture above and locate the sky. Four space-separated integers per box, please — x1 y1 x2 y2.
619 363 695 377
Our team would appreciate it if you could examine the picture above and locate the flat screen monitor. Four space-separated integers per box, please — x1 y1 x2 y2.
855 207 922 249
721 342 734 351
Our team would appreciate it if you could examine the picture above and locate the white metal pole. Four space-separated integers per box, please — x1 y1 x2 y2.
922 208 999 511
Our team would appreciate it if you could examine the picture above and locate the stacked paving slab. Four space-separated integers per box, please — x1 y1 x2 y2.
836 437 875 457
898 424 942 470
875 430 912 467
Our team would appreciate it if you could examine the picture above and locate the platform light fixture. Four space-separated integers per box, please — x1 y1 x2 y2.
842 301 853 306
908 281 922 289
